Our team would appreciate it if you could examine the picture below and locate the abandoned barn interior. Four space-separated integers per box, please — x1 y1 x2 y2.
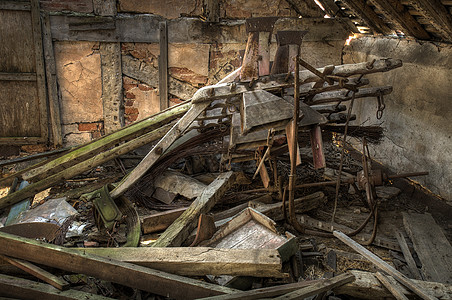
0 0 451 299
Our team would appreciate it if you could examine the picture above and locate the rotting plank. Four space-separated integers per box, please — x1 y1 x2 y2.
395 230 423 280
333 230 437 300
273 273 355 300
407 0 452 41
0 255 69 291
0 273 112 300
151 171 237 247
71 247 283 277
198 279 322 300
375 271 409 300
0 232 238 299
402 212 452 284
335 270 452 300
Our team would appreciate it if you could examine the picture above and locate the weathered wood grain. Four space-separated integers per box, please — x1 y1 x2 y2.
0 232 238 299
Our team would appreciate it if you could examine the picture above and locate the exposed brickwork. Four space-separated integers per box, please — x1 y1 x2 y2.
78 122 104 132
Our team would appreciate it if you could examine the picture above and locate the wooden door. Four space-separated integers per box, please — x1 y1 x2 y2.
0 0 48 144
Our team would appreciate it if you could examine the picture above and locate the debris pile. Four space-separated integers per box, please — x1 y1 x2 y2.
0 18 451 300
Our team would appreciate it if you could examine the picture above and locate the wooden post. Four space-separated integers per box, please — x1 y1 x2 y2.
42 13 63 147
159 21 169 110
31 0 49 143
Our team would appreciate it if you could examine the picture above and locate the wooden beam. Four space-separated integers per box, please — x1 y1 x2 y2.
335 270 452 299
407 0 452 41
100 43 123 134
403 212 452 284
42 13 63 147
159 21 169 110
273 273 355 299
0 72 36 81
198 280 323 300
333 230 437 300
0 255 69 291
142 207 187 234
395 231 423 280
21 102 189 182
0 232 238 299
110 102 211 199
151 171 237 247
0 273 112 300
191 58 402 103
341 0 393 35
0 123 172 210
375 271 409 300
71 247 283 277
369 0 430 39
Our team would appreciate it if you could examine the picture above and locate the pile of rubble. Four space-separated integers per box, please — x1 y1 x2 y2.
1 19 451 300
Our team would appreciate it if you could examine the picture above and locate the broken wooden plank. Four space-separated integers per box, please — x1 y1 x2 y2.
152 171 237 247
0 255 69 291
141 207 187 234
0 232 237 299
402 212 452 284
395 230 423 280
0 273 111 300
192 59 402 103
1 101 190 185
298 214 401 251
273 273 355 299
198 279 322 300
0 123 173 210
72 247 283 277
153 170 207 199
335 270 452 299
375 271 409 300
333 230 437 300
111 102 211 199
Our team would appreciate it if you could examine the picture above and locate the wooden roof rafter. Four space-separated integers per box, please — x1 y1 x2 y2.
368 0 431 40
406 0 452 41
339 0 394 35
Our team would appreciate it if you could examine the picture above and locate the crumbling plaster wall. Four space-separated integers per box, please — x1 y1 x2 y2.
343 37 452 203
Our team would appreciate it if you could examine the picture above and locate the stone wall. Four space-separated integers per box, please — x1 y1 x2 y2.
343 37 452 203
